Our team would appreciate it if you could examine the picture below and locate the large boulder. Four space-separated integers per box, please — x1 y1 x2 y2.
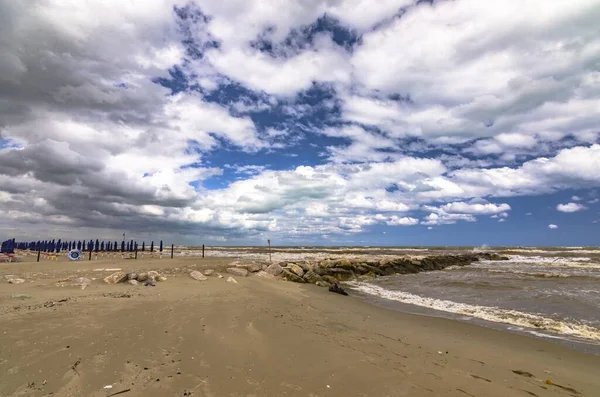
321 275 340 285
246 263 262 273
315 280 332 288
103 271 127 284
137 272 148 282
265 263 283 276
303 270 323 284
357 264 385 276
255 271 276 280
319 267 355 281
190 270 208 281
227 267 249 277
281 269 305 283
288 264 305 277
295 262 310 272
147 271 160 281
234 261 262 272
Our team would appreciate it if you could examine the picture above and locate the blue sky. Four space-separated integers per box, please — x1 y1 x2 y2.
0 0 599 246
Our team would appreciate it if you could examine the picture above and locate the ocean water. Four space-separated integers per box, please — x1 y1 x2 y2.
346 247 600 354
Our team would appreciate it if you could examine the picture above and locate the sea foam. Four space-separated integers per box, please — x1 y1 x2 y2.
347 282 600 342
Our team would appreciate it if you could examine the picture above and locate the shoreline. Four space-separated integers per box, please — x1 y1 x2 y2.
1 256 600 396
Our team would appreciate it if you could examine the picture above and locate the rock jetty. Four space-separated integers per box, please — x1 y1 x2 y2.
251 253 508 287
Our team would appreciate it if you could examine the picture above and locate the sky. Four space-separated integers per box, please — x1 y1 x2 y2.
1 0 599 246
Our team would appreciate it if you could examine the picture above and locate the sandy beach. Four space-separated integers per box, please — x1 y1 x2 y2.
1 255 599 397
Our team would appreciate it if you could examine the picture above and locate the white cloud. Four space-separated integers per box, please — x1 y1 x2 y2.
2 0 600 242
571 195 582 201
556 202 586 213
548 224 558 229
440 202 511 215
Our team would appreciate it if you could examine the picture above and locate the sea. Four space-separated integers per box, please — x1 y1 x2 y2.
346 247 600 354
184 245 600 354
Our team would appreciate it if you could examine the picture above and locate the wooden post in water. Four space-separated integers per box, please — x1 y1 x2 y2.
202 244 205 258
171 244 174 259
37 248 41 262
268 239 271 263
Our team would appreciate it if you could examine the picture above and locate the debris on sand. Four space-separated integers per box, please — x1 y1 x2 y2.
190 271 208 281
227 277 238 284
6 276 25 284
11 294 32 300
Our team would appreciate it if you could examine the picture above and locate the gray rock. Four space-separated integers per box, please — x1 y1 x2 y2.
288 264 305 277
281 269 305 283
203 269 214 276
103 271 127 284
296 262 310 272
303 270 323 284
190 270 208 281
147 270 160 281
265 263 283 276
238 262 262 272
235 262 262 272
315 280 332 288
7 277 25 284
128 279 139 286
137 272 148 282
321 275 339 285
227 267 249 277
73 277 91 290
127 272 138 281
319 267 354 281
255 270 276 280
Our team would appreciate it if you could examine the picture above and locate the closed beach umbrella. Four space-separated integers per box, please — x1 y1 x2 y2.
56 239 62 253
150 241 154 252
159 240 163 252
114 241 118 252
130 240 134 252
95 239 100 252
121 241 125 252
141 242 145 252
101 241 105 251
134 242 138 251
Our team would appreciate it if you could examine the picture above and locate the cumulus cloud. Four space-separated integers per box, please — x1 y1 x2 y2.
1 0 600 243
556 202 586 213
548 224 559 229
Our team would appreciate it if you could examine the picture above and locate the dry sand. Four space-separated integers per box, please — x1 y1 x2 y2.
1 256 599 397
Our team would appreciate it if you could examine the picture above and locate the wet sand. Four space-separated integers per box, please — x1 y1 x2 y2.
1 255 600 396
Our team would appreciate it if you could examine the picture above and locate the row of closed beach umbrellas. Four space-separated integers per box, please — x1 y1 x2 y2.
1 238 164 254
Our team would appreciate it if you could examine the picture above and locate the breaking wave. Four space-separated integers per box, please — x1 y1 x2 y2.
486 269 599 279
347 282 600 342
